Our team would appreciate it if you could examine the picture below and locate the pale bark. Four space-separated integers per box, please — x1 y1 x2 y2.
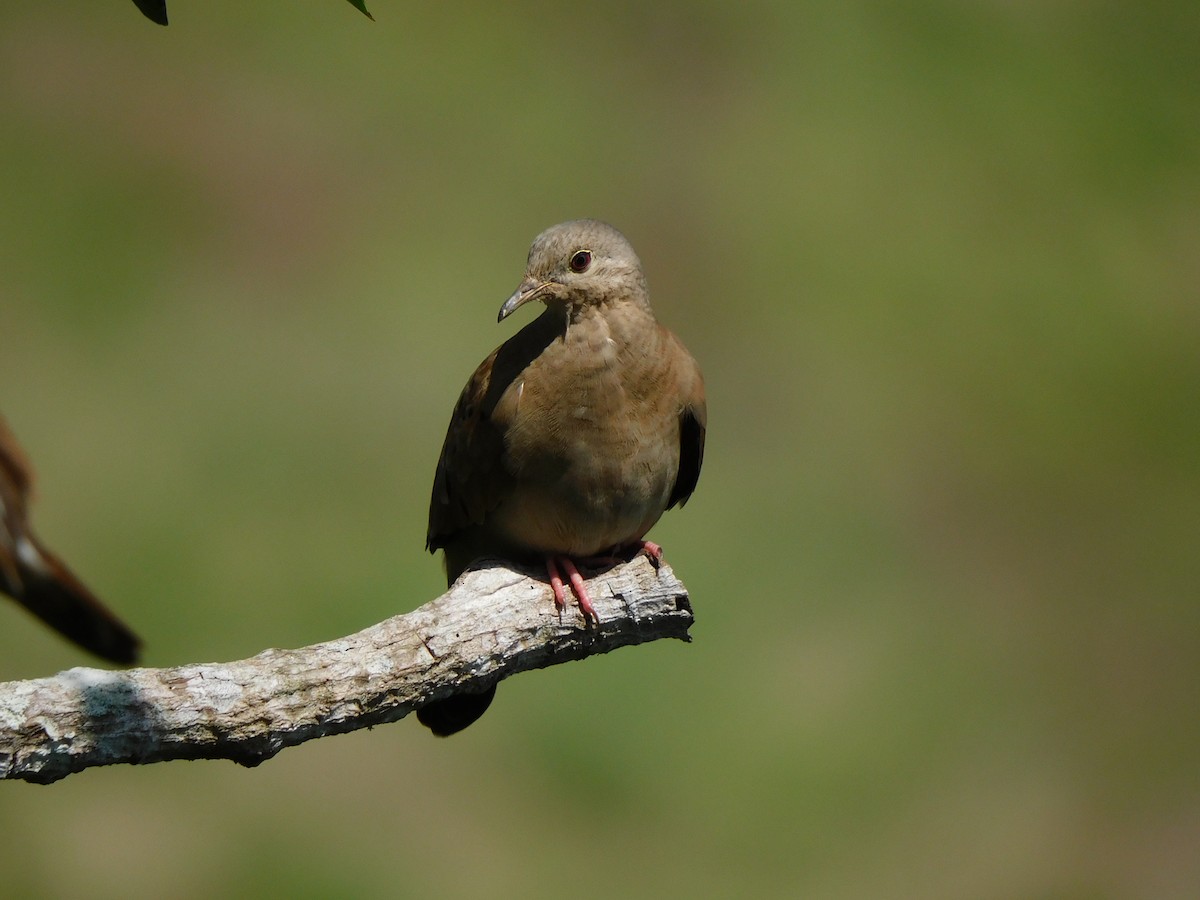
0 556 693 784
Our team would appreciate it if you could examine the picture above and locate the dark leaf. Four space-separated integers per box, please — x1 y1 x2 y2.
345 0 374 21
132 0 168 26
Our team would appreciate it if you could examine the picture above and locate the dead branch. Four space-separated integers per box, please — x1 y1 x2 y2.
0 556 693 784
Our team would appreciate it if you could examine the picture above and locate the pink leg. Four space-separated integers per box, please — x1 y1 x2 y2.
544 555 600 625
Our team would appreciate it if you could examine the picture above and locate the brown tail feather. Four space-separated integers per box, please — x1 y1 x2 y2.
3 540 140 665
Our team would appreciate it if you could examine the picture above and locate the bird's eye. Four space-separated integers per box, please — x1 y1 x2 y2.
568 249 592 273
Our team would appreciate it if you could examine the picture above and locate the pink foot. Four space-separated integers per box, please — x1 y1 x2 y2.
545 555 600 625
639 540 664 564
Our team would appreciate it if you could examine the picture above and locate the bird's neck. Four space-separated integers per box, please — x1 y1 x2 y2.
561 296 655 331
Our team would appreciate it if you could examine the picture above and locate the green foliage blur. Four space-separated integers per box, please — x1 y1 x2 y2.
2 2 1197 896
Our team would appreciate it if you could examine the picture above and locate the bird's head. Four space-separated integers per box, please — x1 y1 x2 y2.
497 219 649 323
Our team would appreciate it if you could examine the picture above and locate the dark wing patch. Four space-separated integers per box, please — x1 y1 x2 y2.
666 339 706 510
668 406 706 509
426 349 510 551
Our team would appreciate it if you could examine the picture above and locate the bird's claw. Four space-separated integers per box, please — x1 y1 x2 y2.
639 540 664 567
545 555 600 625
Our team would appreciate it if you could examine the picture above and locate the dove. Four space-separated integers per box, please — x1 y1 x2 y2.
419 220 705 735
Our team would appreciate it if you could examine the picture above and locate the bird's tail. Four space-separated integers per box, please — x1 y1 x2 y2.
4 540 141 665
416 684 497 736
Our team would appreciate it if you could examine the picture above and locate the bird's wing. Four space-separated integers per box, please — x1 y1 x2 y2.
668 340 706 509
426 347 513 551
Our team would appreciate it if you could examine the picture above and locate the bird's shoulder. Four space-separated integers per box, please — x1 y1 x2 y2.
426 313 563 550
426 348 508 551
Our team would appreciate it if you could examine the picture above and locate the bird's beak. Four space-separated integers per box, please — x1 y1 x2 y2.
498 277 552 323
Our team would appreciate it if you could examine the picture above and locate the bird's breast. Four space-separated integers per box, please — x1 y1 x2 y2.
489 328 680 556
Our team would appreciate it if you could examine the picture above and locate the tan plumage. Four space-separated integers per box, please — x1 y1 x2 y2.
420 220 705 735
0 416 141 664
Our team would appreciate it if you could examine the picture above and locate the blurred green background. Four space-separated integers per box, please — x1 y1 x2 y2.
2 2 1198 897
